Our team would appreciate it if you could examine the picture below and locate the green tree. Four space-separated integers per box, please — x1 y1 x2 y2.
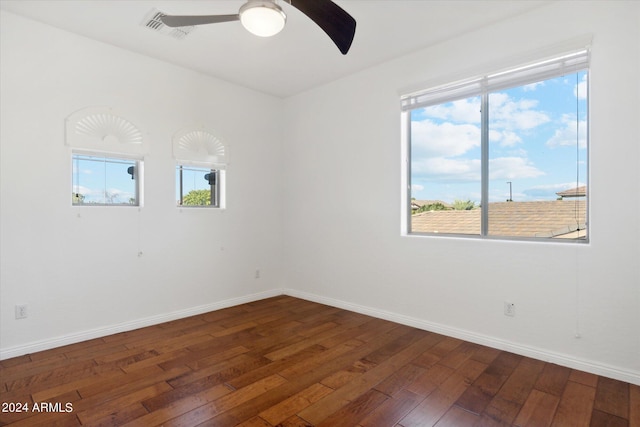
72 193 85 204
452 199 476 210
182 189 210 206
413 202 448 214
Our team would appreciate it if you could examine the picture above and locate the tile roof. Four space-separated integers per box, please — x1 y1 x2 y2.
411 200 586 238
556 185 587 198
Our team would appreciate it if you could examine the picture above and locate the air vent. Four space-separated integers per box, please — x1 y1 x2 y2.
142 9 194 40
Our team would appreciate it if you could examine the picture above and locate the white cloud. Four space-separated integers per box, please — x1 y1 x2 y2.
72 185 92 194
417 92 550 154
422 98 481 123
411 119 480 157
489 157 545 180
413 155 543 183
490 129 522 147
412 157 481 182
489 93 551 130
522 81 545 91
412 91 560 185
574 74 587 100
106 188 135 202
546 115 587 148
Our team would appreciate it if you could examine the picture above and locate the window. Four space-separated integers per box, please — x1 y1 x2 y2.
172 128 228 209
402 49 589 241
72 153 141 206
176 164 224 208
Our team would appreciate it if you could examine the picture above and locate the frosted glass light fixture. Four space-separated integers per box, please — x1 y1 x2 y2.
239 1 286 37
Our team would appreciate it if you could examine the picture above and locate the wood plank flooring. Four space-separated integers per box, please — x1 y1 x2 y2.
1 296 638 426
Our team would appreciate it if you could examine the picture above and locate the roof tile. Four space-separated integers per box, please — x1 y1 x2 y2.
411 200 586 238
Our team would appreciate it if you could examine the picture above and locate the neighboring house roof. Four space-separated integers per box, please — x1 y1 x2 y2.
556 185 587 198
411 200 586 238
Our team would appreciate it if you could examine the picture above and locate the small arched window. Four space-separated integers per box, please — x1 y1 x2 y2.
173 127 228 209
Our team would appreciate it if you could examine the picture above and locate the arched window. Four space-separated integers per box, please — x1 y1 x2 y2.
173 127 228 208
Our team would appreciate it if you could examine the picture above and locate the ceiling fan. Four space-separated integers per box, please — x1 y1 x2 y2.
160 0 356 55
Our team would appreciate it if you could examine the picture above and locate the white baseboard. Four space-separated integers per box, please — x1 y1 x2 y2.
283 288 640 386
3 287 638 386
0 289 282 360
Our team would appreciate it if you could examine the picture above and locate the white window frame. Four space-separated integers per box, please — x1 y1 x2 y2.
401 47 590 242
176 162 226 209
72 150 143 207
172 127 228 210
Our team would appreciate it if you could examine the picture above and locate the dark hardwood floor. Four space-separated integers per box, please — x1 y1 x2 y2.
1 296 638 426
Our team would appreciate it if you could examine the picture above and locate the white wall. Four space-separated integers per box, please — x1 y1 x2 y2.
282 1 640 384
0 12 284 356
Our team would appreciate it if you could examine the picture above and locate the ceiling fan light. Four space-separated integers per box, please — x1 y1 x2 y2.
239 1 286 37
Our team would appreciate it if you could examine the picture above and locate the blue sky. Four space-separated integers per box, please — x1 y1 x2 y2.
72 154 137 204
410 71 588 204
72 156 214 205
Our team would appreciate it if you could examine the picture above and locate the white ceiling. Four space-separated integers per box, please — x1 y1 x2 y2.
0 0 551 98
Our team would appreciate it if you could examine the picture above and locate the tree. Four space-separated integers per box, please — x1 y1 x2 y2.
413 202 448 214
452 199 476 210
182 189 210 206
72 193 85 204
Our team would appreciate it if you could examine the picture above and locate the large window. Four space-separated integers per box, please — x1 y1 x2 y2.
402 49 589 241
72 153 141 206
176 164 224 208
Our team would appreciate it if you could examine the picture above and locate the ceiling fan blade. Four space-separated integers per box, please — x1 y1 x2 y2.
289 0 356 54
160 14 239 28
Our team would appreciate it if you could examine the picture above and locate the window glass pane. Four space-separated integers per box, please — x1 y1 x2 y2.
487 72 587 239
176 165 219 207
403 51 589 242
409 96 482 235
72 154 138 205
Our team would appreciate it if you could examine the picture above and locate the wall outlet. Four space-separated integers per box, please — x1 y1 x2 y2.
504 302 515 317
15 304 28 319
255 269 260 279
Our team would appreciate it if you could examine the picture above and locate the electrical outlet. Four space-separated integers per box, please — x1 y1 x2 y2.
255 269 260 279
15 304 28 319
504 302 515 317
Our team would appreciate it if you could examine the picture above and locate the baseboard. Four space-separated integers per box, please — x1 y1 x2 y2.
284 288 640 386
4 287 638 386
0 289 283 360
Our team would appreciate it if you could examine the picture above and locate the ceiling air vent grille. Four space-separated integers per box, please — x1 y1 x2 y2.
142 9 194 40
